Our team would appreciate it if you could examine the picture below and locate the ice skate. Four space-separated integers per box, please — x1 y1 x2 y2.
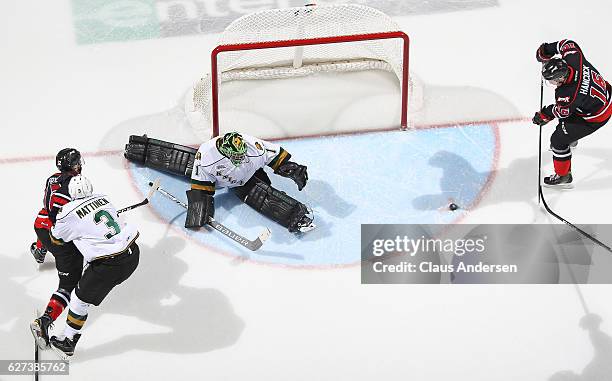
296 207 316 233
30 243 46 264
543 172 573 189
50 334 80 360
30 313 53 349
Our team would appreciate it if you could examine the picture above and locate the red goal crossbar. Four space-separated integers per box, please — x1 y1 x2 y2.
209 31 410 137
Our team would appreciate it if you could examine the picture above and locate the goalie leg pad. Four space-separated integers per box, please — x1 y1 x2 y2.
124 135 197 178
185 189 214 229
233 169 271 201
238 179 309 232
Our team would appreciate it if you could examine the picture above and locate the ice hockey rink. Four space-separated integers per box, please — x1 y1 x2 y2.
3 0 612 380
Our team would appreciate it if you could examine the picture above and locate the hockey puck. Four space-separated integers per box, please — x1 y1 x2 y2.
449 203 459 211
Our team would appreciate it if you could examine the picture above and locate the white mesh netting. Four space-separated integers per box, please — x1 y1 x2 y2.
186 3 423 139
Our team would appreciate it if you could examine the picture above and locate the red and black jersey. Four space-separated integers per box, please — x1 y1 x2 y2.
539 40 612 124
34 172 74 230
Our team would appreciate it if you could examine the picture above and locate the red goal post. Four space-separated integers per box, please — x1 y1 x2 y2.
186 4 417 139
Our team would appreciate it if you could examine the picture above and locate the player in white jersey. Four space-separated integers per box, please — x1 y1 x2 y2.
29 149 85 351
124 132 314 233
47 175 140 359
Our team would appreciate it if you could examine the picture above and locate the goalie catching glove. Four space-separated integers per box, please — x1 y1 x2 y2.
275 161 308 191
185 189 214 229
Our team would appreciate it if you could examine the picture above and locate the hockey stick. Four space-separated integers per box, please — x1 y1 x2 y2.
148 182 271 251
537 79 612 253
538 79 544 206
34 309 40 381
117 178 161 215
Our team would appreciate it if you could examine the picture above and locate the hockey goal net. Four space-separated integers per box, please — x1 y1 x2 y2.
185 3 422 139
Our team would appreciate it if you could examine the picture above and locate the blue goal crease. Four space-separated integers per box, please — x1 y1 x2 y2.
128 125 497 267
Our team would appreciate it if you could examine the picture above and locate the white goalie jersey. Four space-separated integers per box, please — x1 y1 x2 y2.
51 194 139 263
191 133 288 193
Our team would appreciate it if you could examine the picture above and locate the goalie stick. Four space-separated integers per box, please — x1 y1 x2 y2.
148 182 271 251
537 79 612 254
117 178 161 215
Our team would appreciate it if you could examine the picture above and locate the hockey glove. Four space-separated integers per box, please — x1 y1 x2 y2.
532 111 552 126
536 43 553 63
275 161 308 191
185 189 214 229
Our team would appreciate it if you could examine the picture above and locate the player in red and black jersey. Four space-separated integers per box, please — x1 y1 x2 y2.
533 40 611 188
31 149 83 262
30 148 85 350
31 173 69 261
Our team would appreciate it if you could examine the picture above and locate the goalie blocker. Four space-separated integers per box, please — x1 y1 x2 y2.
185 189 214 228
124 134 314 233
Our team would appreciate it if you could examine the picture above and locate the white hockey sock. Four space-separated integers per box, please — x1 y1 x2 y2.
64 290 90 339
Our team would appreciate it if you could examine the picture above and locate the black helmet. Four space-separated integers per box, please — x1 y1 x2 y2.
542 58 569 83
56 148 83 173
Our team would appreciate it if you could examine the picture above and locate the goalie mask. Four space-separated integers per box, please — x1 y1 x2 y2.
217 132 247 165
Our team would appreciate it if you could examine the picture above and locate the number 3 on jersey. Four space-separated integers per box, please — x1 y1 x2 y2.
94 210 121 239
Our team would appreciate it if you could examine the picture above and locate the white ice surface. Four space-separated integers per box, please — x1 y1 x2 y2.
2 1 612 380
